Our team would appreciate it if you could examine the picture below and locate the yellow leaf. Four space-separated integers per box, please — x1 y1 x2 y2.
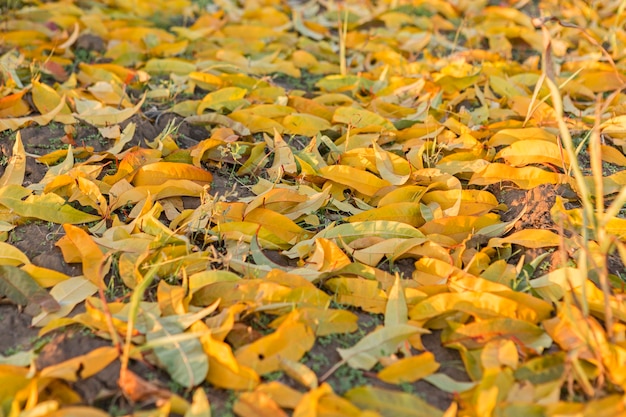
307 238 351 272
577 71 626 93
21 264 69 288
419 214 501 243
333 106 396 131
76 92 146 127
110 179 205 211
293 383 333 417
235 314 315 375
0 185 101 224
132 162 213 186
150 40 189 58
31 80 74 124
0 97 67 132
282 113 331 136
189 71 223 91
144 58 196 75
266 129 297 180
193 321 259 390
185 388 212 417
31 276 98 327
40 346 118 381
470 163 564 189
509 95 557 125
230 112 284 134
279 357 318 390
212 221 290 250
378 352 440 384
337 324 427 370
60 224 107 288
0 91 30 118
600 144 626 166
348 202 425 227
409 291 545 323
481 340 519 370
423 189 499 217
372 140 411 185
488 229 561 249
488 127 557 147
284 307 358 336
256 382 303 409
197 87 249 114
324 277 388 314
0 240 29 267
385 274 408 327
233 392 288 417
353 237 428 267
288 96 333 121
443 318 549 351
320 165 391 197
495 140 568 167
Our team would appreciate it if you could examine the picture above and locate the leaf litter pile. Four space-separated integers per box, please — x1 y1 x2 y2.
1 0 626 415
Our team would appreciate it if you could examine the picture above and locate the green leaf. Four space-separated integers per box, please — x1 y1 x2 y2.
337 324 427 370
0 265 60 316
324 221 426 243
146 316 209 388
423 373 476 393
0 185 101 224
345 386 443 417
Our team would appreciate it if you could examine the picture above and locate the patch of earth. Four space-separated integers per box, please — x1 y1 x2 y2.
491 182 626 277
36 331 121 405
277 311 465 411
0 304 40 354
489 183 572 272
10 221 81 276
377 258 416 279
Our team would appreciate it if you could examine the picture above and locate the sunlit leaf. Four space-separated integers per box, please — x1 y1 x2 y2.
345 386 443 417
59 224 107 287
76 92 146 127
235 313 315 375
0 132 25 187
233 391 288 417
488 229 561 249
39 346 118 381
378 352 439 384
0 241 29 267
0 185 101 224
469 163 565 188
337 324 427 370
185 388 212 417
443 318 551 352
320 165 391 197
279 357 318 390
132 162 213 186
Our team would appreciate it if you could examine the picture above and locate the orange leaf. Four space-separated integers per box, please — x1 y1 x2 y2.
132 162 213 186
